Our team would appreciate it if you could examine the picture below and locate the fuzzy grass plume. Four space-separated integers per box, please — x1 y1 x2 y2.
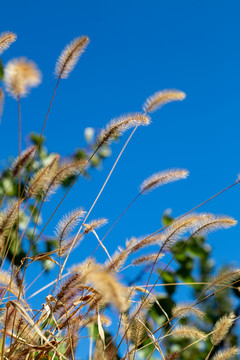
0 31 17 55
4 57 41 98
140 168 189 194
55 36 90 78
143 89 186 113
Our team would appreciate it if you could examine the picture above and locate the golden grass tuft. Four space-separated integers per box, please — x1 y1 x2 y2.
4 58 41 98
140 168 189 194
192 214 237 237
171 325 206 340
96 113 151 146
55 36 90 78
212 347 239 360
172 303 205 319
211 313 236 346
11 146 37 176
143 89 186 113
0 31 17 55
87 268 129 312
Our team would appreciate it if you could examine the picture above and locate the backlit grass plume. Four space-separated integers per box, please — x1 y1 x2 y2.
171 326 206 340
140 168 189 194
0 31 17 55
55 36 90 79
143 89 186 113
87 269 129 312
211 313 236 346
212 347 239 360
55 208 86 256
192 214 237 237
11 145 37 176
96 113 150 146
172 303 205 319
4 58 41 98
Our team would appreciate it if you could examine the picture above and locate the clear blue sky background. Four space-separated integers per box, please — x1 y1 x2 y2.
0 0 240 324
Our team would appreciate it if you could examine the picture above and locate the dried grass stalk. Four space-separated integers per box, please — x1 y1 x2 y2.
0 88 4 120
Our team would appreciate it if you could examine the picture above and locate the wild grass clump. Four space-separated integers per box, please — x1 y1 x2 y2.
0 31 239 360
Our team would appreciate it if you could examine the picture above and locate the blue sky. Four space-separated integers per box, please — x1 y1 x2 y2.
0 0 240 322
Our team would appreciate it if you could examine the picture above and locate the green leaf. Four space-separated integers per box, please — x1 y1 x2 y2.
0 60 4 80
30 132 45 147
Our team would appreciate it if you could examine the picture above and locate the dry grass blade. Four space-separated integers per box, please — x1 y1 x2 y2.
140 169 189 194
143 89 186 113
211 313 235 346
55 36 90 78
96 113 150 146
137 318 165 359
4 58 41 98
8 301 67 359
0 31 17 55
172 303 205 319
212 347 239 360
